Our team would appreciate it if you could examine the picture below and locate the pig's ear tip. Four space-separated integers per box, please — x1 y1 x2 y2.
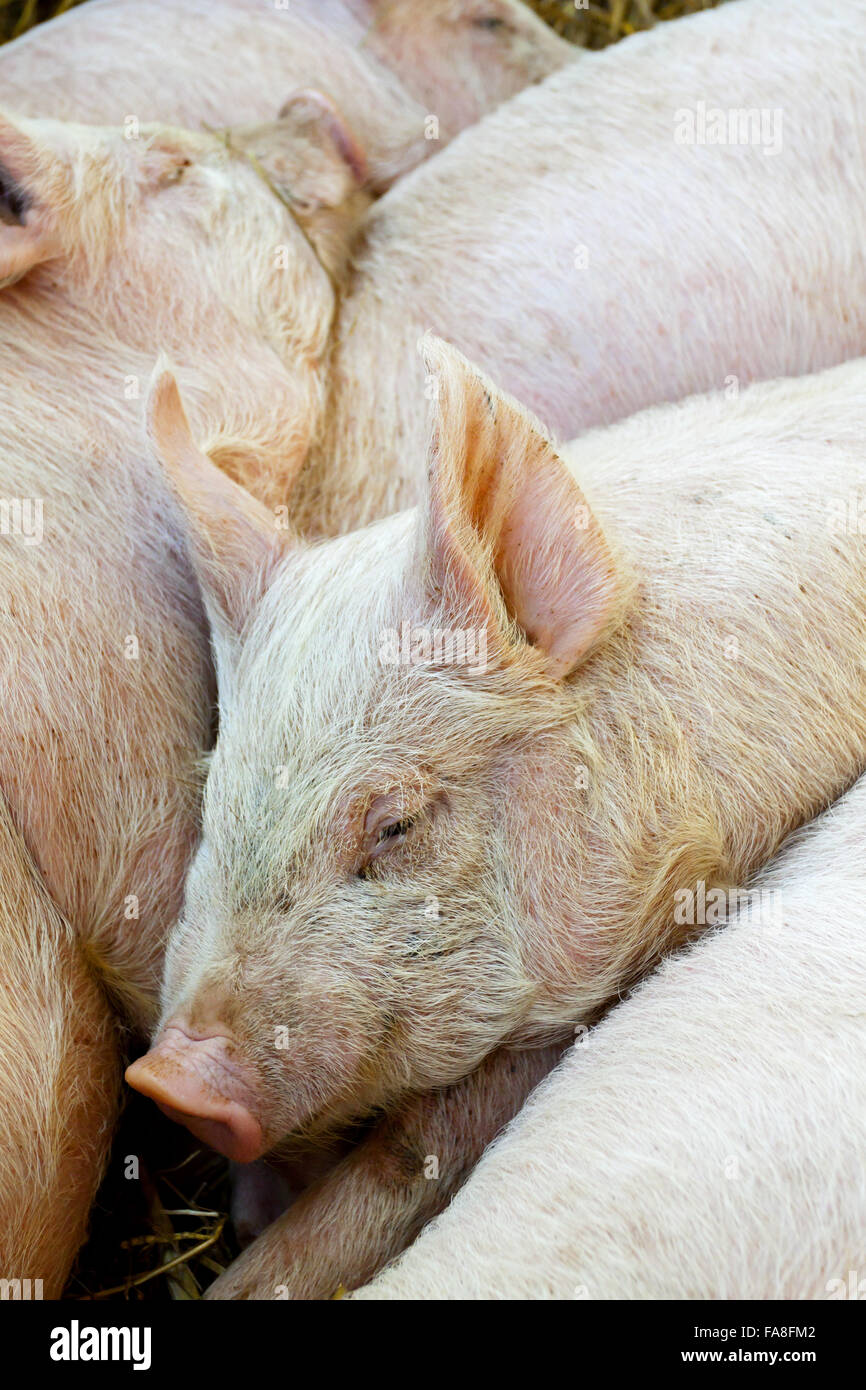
418 331 453 374
148 352 178 393
145 361 187 437
144 366 199 480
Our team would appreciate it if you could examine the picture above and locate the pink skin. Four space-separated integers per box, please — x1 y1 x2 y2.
125 1025 265 1164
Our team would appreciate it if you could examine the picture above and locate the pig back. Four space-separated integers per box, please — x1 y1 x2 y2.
563 355 866 914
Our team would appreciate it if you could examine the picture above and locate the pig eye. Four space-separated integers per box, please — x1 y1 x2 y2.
473 15 510 31
372 817 415 856
379 817 414 841
357 814 417 877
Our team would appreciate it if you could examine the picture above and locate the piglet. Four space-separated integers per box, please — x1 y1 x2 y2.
247 0 866 535
132 338 866 1295
0 101 391 1293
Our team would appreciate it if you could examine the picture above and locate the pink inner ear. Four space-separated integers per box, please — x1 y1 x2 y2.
497 463 621 680
147 369 289 634
421 335 623 681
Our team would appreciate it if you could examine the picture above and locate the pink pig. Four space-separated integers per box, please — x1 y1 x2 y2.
130 340 866 1297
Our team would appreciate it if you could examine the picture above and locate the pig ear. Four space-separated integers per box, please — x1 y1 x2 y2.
420 337 626 680
146 366 289 642
274 89 368 206
232 89 368 215
0 113 62 288
232 90 370 278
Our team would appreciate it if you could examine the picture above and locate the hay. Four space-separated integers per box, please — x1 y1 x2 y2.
526 1 723 47
65 1096 235 1301
0 0 81 45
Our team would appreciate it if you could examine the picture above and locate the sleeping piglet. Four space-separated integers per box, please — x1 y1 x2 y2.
128 339 866 1292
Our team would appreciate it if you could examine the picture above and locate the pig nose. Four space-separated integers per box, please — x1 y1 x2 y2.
125 1022 266 1163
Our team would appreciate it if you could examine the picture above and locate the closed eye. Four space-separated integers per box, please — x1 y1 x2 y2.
357 815 417 878
377 817 414 845
370 816 416 861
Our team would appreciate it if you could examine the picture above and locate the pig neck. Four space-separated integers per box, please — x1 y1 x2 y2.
501 674 734 1036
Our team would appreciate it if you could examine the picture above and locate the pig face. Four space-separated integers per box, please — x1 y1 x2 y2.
127 337 626 1160
0 107 335 321
0 107 360 482
354 0 574 126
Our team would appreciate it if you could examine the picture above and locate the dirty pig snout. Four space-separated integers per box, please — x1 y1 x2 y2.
125 1023 266 1164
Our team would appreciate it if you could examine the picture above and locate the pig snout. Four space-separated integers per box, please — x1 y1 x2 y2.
125 1024 266 1164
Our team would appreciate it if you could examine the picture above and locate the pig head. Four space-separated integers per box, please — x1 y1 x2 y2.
0 1 572 185
126 339 647 1160
0 103 364 501
351 0 574 130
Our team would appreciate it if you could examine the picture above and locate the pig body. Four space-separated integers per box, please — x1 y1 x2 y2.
354 773 866 1299
0 105 358 1290
140 342 866 1296
0 0 571 189
0 0 567 1296
276 0 866 533
0 787 120 1297
0 110 341 1013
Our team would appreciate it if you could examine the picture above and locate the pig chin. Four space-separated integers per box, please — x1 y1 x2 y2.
125 1024 268 1164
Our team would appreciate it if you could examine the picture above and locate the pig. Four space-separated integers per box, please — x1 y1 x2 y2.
353 772 866 1299
0 0 572 190
0 103 379 1293
11 0 860 1295
132 338 866 1297
344 0 573 131
0 786 120 1297
0 106 343 985
167 0 866 535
